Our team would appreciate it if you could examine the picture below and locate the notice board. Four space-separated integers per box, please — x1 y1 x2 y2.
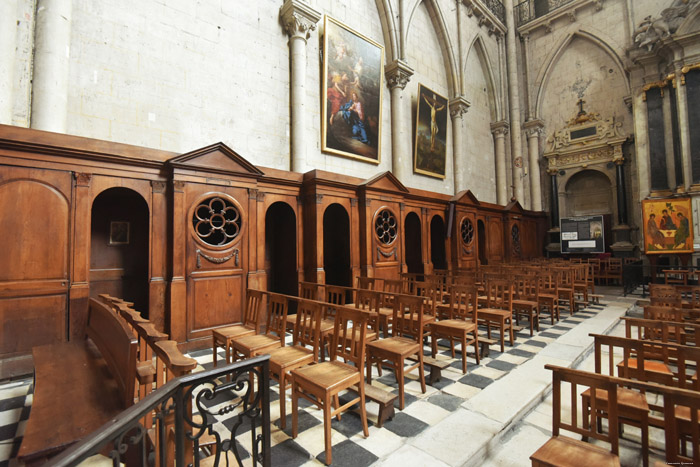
560 215 605 254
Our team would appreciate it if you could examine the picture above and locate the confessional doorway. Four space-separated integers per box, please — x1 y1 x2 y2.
430 215 447 270
405 212 423 274
477 219 487 265
265 202 297 296
323 203 351 287
90 187 150 316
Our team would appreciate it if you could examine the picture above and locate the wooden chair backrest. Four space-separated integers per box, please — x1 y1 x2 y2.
546 365 619 455
663 387 700 464
87 298 138 409
392 294 424 342
299 282 320 300
356 276 377 290
355 288 380 313
324 285 347 305
553 266 574 287
485 279 513 311
244 288 265 332
649 284 683 307
330 306 368 368
644 305 684 322
293 300 323 362
383 278 405 294
265 294 288 342
622 317 678 344
448 284 478 323
684 286 700 308
513 275 537 301
537 270 558 294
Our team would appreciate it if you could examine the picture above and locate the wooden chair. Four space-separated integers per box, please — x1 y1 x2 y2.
267 299 323 429
478 279 515 352
356 276 377 290
366 294 427 410
536 271 560 325
554 266 577 315
430 284 479 373
530 365 621 467
290 307 370 465
649 283 682 308
355 288 388 337
230 293 288 361
663 385 700 465
512 275 540 336
212 289 264 367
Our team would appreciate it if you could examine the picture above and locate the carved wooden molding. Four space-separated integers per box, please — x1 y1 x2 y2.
248 188 258 199
74 172 92 187
151 181 166 193
376 247 397 261
173 181 186 192
196 248 239 269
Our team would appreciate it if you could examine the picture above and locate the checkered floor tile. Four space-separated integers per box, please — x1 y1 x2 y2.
0 300 608 466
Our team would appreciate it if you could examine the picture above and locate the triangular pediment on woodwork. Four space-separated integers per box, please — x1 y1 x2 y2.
450 190 480 206
168 142 264 178
505 200 524 213
360 171 409 193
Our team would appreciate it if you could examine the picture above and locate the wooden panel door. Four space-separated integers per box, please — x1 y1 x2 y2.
0 166 72 370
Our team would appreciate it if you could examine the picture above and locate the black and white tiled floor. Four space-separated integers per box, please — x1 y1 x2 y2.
0 299 615 467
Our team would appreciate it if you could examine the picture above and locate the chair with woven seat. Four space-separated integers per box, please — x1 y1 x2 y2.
430 284 479 373
212 289 264 368
530 365 621 467
366 294 427 410
290 307 370 465
230 293 288 362
268 299 323 429
478 279 515 353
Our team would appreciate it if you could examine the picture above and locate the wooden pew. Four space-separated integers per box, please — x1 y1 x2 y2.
18 298 138 465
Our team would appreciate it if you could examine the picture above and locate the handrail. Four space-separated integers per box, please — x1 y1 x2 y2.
50 355 271 467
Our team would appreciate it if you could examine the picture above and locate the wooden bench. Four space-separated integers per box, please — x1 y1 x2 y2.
18 298 138 465
421 356 450 385
361 384 397 428
478 337 497 358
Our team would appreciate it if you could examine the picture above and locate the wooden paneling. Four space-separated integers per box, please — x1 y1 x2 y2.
188 273 243 340
0 295 67 355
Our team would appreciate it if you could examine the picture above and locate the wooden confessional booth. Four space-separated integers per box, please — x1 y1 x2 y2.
0 125 547 378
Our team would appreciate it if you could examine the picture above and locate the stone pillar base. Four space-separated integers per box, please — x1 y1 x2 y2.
611 224 635 257
545 227 561 258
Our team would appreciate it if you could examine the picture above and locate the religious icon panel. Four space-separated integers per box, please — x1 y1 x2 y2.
321 16 384 164
642 198 694 254
414 83 448 179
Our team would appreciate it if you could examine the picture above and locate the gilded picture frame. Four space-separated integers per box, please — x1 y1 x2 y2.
642 198 694 254
322 16 383 164
414 83 448 179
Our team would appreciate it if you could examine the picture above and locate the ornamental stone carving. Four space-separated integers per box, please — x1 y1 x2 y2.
280 0 321 41
632 0 698 51
385 59 414 90
449 96 471 119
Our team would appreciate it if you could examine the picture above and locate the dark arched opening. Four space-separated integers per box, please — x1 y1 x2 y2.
430 215 447 270
405 212 423 274
90 187 150 316
477 219 487 266
323 204 351 287
265 202 297 296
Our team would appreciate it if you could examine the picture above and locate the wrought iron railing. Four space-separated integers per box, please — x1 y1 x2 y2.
49 355 271 467
481 0 506 24
622 259 644 296
514 0 576 26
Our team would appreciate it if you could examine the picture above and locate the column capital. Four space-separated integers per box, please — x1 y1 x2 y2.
523 118 544 138
385 59 414 90
490 120 509 137
280 0 321 41
449 96 471 119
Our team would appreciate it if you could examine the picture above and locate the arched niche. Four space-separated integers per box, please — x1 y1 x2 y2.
430 215 447 270
265 202 297 296
323 203 352 287
90 187 150 316
562 169 614 217
477 219 487 265
405 211 423 274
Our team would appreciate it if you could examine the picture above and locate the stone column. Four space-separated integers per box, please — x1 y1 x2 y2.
31 0 73 133
449 96 470 193
504 0 524 202
662 87 677 188
490 120 509 205
611 154 634 257
545 169 561 257
0 1 16 124
632 92 651 198
385 59 414 182
676 71 692 189
523 119 543 211
280 0 321 173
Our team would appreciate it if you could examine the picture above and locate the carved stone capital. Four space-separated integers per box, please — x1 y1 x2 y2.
74 172 92 187
523 118 544 138
385 59 414 90
449 96 471 119
623 95 633 114
490 120 510 137
280 0 321 42
151 180 166 194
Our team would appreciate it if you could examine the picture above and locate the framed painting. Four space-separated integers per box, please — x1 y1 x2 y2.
642 198 693 254
322 16 383 164
109 221 130 245
414 83 448 179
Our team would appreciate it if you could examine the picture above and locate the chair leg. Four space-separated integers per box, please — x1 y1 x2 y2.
323 394 333 465
507 318 514 347
212 337 218 368
333 394 341 421
396 360 405 410
431 332 438 358
418 353 426 394
358 383 369 437
291 376 299 438
473 334 480 364
366 353 373 384
461 334 467 374
279 371 287 430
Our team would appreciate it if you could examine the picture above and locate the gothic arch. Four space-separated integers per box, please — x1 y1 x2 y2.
405 0 459 97
465 34 500 121
533 29 630 118
676 3 700 35
375 0 400 63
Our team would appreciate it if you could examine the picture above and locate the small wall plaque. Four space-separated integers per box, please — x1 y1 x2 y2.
109 221 130 245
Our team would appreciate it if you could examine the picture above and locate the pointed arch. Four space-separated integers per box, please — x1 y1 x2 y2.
375 0 399 63
533 29 630 118
465 34 500 121
405 0 460 97
676 4 700 35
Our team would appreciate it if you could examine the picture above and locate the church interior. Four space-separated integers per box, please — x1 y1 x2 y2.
1 0 700 465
